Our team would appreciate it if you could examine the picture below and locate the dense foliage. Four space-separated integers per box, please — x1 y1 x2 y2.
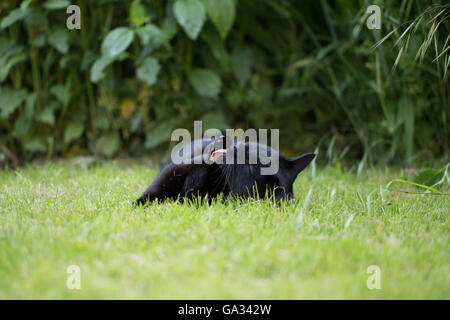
0 0 448 166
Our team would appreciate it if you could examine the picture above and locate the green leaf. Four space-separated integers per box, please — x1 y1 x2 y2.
0 38 27 82
231 46 253 87
130 113 143 133
101 27 134 58
64 122 84 144
202 0 235 39
130 0 150 27
145 122 177 149
42 0 71 10
24 136 46 153
0 8 28 29
81 51 97 71
50 83 71 108
90 56 115 83
97 133 120 158
201 24 230 69
93 108 110 130
48 28 70 54
0 87 27 118
20 0 32 11
189 69 222 98
36 106 56 125
24 10 46 28
11 93 34 138
162 10 179 40
30 33 46 48
174 0 206 40
136 57 161 86
136 24 165 46
414 164 449 187
12 113 32 138
25 93 36 118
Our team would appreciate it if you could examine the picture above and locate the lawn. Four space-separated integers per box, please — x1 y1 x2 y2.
0 161 448 299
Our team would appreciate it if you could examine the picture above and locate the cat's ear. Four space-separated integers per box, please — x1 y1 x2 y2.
284 153 315 180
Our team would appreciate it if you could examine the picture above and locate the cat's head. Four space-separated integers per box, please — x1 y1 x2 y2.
208 136 315 203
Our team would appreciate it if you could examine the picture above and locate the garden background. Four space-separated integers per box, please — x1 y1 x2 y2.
0 0 448 167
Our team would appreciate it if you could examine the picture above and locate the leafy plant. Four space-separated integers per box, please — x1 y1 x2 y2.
0 0 448 166
386 162 450 194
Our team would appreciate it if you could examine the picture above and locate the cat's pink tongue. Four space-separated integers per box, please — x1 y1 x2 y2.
210 149 227 163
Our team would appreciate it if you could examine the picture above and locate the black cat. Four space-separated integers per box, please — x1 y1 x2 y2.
134 136 315 206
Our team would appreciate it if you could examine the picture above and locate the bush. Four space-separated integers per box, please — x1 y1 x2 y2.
0 0 448 165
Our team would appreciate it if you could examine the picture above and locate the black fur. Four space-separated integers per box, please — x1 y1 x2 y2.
134 136 315 206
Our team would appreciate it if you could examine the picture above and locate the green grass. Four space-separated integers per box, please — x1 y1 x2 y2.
0 161 448 299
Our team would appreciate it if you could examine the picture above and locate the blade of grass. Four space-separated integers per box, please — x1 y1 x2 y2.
386 178 442 194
